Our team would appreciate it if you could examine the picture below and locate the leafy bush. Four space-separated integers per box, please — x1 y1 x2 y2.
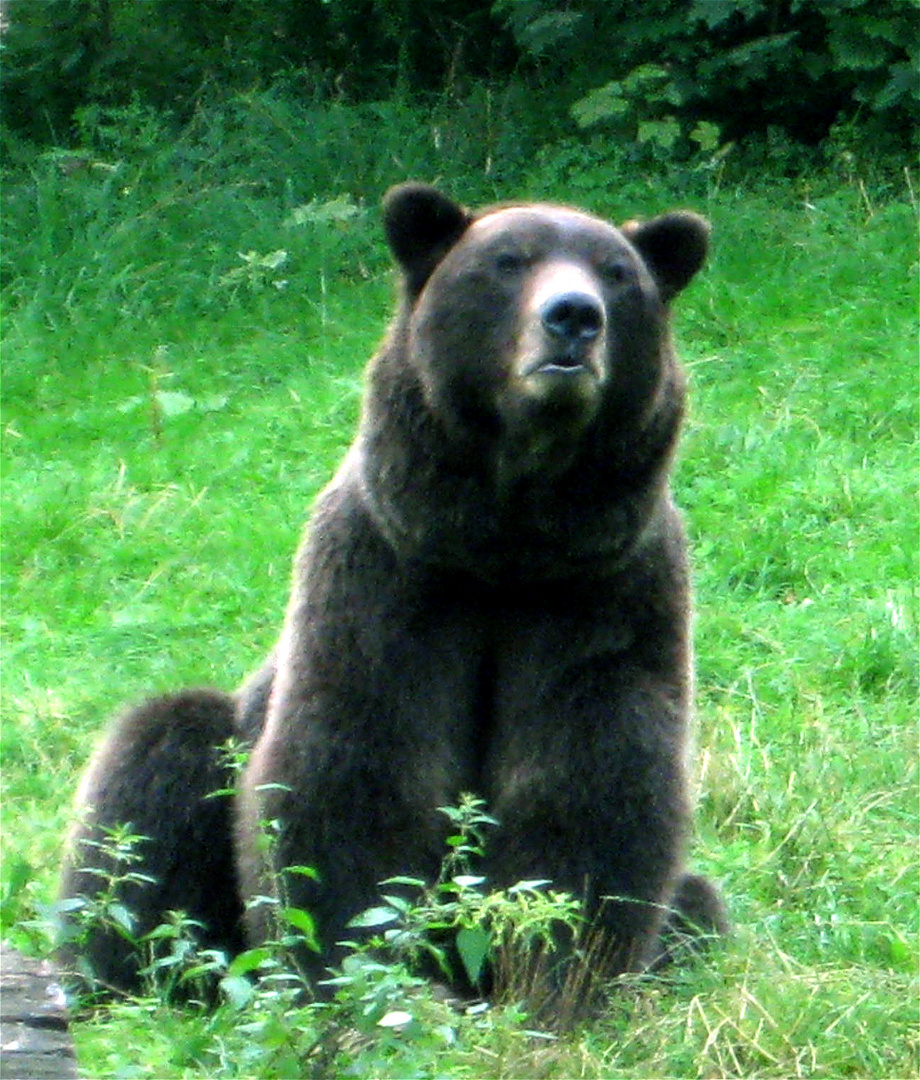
42 795 606 1075
0 0 517 144
1 0 914 160
498 0 918 156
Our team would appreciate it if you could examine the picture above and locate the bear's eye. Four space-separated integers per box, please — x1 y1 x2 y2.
494 250 527 274
599 261 630 285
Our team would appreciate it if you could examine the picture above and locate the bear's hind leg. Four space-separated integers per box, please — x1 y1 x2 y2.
654 872 729 968
59 689 245 997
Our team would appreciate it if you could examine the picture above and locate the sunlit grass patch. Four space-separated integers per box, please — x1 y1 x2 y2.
2 141 916 1077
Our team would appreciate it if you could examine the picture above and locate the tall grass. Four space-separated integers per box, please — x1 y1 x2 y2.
1 97 917 1077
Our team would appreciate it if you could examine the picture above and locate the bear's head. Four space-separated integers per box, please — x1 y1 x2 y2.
359 184 708 574
381 183 708 479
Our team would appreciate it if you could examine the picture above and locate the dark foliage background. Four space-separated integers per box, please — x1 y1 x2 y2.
1 0 916 158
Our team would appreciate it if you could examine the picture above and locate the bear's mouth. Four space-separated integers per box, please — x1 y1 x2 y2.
538 357 591 375
523 353 600 379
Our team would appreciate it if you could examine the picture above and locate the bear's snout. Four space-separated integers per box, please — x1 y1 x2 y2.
540 290 604 347
516 263 608 397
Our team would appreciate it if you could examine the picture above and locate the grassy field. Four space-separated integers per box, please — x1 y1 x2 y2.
1 129 917 1078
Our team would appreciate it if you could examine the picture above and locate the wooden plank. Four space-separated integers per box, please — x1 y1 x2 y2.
0 944 77 1080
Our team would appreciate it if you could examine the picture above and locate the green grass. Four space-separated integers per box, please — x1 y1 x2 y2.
1 122 917 1077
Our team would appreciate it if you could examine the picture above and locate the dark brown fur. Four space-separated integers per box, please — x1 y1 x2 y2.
59 690 245 992
60 184 726 1006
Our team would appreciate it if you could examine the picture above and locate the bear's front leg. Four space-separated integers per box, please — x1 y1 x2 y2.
234 490 488 990
479 573 701 1012
236 724 452 987
486 678 689 980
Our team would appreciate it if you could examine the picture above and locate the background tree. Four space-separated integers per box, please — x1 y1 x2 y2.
1 0 915 157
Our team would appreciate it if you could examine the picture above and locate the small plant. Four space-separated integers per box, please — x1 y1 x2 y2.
72 96 172 160
218 249 290 297
571 63 726 167
207 737 254 800
54 822 234 1006
52 823 153 998
283 195 364 229
139 911 230 1005
340 793 589 1022
52 795 587 1072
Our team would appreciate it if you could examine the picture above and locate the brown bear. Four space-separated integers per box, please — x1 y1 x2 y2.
60 183 726 1009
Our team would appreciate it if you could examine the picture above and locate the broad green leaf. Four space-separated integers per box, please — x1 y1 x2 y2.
347 905 399 928
284 864 321 880
282 906 320 949
452 874 486 889
377 1010 412 1028
571 82 629 129
227 946 275 976
219 974 254 1009
456 926 491 984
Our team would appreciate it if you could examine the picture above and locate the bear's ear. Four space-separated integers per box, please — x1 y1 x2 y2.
383 183 472 296
621 211 709 302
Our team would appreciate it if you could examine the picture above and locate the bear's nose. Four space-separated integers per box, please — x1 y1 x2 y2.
540 291 604 342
